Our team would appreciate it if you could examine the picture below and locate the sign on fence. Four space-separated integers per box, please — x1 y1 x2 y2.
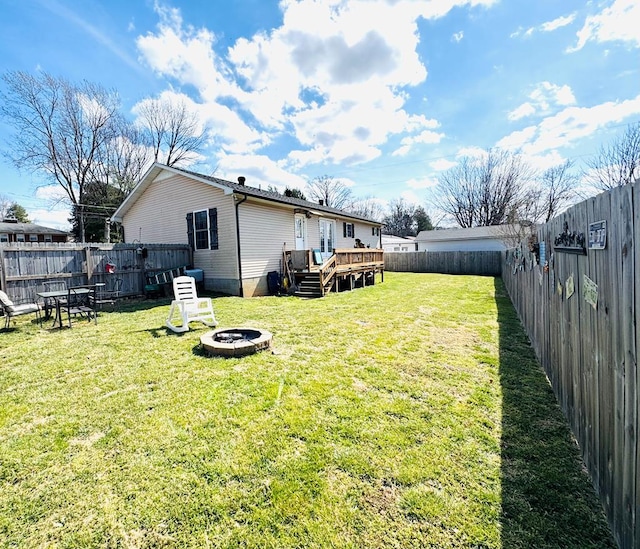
588 220 607 250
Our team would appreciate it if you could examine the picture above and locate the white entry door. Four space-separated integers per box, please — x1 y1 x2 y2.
319 219 335 259
294 214 307 250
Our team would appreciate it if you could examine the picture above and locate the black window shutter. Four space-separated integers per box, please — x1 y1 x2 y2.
343 222 347 237
208 208 218 250
186 212 194 249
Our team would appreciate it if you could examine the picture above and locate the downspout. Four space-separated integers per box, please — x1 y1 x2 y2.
234 193 248 297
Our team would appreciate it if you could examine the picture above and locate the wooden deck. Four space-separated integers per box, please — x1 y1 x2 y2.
283 248 384 297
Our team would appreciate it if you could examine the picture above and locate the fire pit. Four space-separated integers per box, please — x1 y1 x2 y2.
200 327 273 357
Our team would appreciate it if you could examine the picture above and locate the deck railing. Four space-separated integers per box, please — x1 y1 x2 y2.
283 248 384 273
282 248 385 296
318 254 337 295
333 248 384 268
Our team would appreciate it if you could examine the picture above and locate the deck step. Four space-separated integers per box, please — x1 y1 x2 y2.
294 274 323 298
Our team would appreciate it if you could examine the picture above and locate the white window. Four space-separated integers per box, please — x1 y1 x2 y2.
29 234 38 242
16 233 25 242
44 234 52 242
0 233 8 243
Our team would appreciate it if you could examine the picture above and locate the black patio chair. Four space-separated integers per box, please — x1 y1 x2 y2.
59 285 97 328
39 280 67 319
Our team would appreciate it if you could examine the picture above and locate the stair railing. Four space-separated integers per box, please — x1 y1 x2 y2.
318 254 337 296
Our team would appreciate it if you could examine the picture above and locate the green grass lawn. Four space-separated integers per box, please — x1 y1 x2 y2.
0 273 614 548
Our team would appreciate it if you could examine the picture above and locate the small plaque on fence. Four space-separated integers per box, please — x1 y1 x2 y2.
583 275 598 309
566 275 575 299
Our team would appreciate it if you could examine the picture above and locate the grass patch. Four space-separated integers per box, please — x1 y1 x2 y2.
0 273 614 547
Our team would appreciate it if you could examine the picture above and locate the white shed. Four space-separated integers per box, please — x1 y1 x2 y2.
415 226 512 252
381 235 417 252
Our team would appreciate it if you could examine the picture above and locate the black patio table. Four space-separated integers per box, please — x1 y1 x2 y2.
37 287 92 328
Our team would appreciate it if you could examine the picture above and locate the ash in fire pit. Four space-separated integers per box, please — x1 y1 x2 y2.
201 327 272 357
214 330 261 343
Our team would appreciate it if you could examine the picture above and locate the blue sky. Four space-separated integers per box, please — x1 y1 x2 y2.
0 0 638 230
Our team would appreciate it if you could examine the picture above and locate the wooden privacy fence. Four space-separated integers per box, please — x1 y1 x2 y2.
501 181 638 549
0 243 192 302
385 250 502 275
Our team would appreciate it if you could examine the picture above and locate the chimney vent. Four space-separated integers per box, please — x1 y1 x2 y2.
238 176 246 186
319 199 324 206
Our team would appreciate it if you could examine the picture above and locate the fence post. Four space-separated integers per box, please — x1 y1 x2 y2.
0 247 5 291
85 246 93 284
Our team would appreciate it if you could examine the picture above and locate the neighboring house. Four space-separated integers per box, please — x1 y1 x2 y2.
111 163 383 297
416 225 513 252
0 220 69 244
381 234 417 252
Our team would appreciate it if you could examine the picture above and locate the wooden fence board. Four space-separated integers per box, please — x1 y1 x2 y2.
385 250 502 275
616 185 637 547
634 182 640 548
502 181 638 549
0 243 191 301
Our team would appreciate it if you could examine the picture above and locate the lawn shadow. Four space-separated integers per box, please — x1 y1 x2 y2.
494 278 615 549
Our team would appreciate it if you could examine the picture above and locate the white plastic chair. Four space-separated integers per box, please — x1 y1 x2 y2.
166 276 217 333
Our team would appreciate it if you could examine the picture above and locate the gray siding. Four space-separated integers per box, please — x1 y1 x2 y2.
417 238 506 252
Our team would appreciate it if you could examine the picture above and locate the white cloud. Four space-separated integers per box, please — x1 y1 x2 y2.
508 82 576 121
135 0 495 173
132 89 269 155
541 13 576 32
511 12 575 39
497 125 538 150
452 31 464 43
508 102 536 121
29 208 72 231
27 185 72 231
497 93 640 157
456 146 485 158
569 0 640 52
400 190 422 205
430 158 457 171
407 177 438 189
215 153 308 193
392 128 445 157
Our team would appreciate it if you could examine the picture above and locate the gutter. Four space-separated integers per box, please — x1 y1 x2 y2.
234 193 248 297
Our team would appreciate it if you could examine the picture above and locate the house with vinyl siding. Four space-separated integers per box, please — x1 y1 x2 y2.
415 225 512 252
111 163 383 297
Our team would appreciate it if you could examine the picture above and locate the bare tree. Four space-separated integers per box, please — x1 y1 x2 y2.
0 71 121 240
94 116 152 195
583 122 640 190
305 175 353 209
496 160 579 248
0 194 11 220
136 97 205 167
536 160 578 223
346 195 385 221
432 149 535 228
0 71 120 205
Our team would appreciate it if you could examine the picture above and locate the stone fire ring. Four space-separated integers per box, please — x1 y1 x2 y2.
200 327 273 358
